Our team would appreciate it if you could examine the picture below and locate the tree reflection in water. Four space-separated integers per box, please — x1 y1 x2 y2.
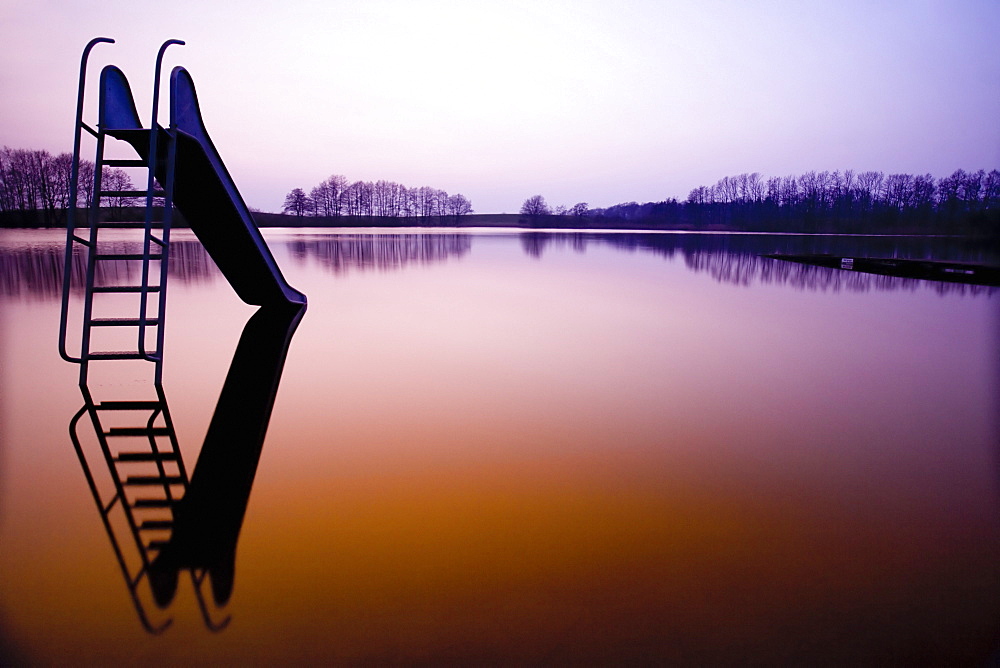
2 230 995 301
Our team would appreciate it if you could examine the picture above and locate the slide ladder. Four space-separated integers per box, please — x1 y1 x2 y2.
59 38 183 384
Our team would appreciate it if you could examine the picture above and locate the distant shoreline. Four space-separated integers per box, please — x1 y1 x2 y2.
251 211 739 231
3 208 995 238
0 208 746 232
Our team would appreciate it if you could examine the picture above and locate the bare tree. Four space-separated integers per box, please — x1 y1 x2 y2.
372 180 390 216
779 175 799 208
520 195 550 217
101 167 137 220
686 186 709 205
42 153 74 224
855 171 883 200
446 193 473 218
318 174 348 216
400 186 417 218
911 173 936 211
77 159 96 209
2 148 39 212
282 187 311 217
310 176 347 218
373 180 407 217
983 170 1000 209
309 185 327 217
415 186 438 218
433 189 449 217
342 181 373 216
747 172 764 202
0 146 20 212
882 173 914 211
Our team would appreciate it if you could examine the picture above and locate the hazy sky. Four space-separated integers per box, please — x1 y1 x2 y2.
2 0 998 214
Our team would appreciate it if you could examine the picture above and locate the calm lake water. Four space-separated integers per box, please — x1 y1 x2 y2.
1 228 998 664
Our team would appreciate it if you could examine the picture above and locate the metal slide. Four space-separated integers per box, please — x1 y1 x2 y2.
100 63 306 307
61 39 305 632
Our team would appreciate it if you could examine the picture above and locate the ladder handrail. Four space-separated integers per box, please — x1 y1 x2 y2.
60 36 114 365
139 39 184 363
152 130 178 384
191 569 233 632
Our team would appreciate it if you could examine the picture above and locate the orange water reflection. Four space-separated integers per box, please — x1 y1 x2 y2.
1 229 998 663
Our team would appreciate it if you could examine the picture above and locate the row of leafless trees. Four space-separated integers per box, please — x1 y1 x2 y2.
283 175 473 219
0 146 138 225
678 169 1000 232
569 169 998 234
685 169 999 211
522 169 998 234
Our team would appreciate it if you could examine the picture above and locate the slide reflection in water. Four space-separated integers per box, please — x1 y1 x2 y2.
150 301 306 609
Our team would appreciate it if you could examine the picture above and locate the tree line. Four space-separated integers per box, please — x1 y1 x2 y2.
681 169 999 234
0 146 144 225
4 142 996 236
283 175 473 220
522 169 999 235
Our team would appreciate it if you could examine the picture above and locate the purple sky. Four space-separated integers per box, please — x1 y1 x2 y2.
2 0 998 214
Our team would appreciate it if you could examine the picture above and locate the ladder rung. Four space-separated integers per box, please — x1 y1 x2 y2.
99 189 166 198
107 427 172 437
94 253 163 261
140 520 174 530
132 498 174 508
71 235 92 246
81 122 98 137
145 539 171 551
115 451 178 462
125 475 184 486
90 317 160 327
92 285 161 293
104 159 147 167
99 401 162 411
87 351 155 360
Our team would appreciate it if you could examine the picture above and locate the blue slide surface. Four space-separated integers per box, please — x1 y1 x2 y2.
100 65 306 307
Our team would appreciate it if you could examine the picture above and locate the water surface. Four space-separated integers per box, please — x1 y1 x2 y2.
1 228 998 664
